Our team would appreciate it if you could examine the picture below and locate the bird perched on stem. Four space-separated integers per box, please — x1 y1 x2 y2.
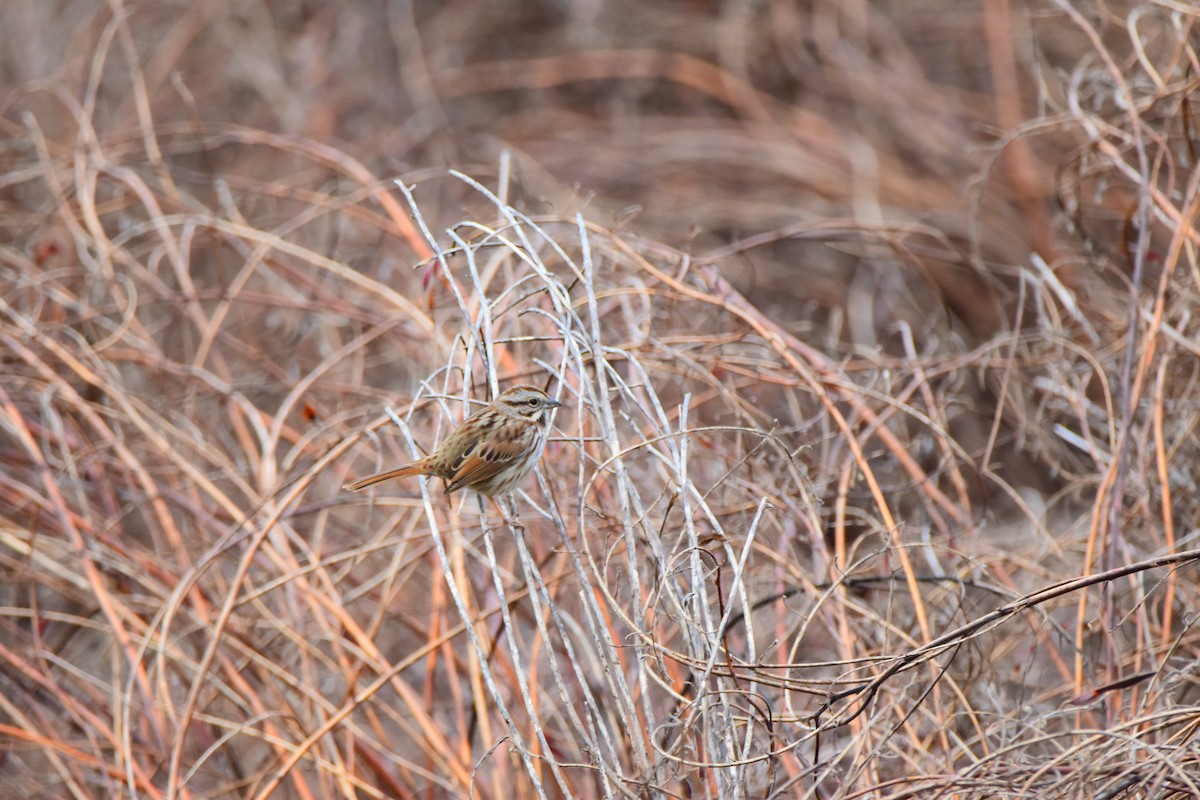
344 385 562 498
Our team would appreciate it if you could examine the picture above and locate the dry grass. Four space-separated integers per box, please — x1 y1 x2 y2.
1 1 1199 798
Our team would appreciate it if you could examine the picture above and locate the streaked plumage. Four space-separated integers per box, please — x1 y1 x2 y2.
345 385 561 497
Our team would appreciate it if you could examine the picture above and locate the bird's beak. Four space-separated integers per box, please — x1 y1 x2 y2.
546 397 563 408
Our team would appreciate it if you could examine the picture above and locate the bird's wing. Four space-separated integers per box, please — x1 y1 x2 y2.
444 432 529 494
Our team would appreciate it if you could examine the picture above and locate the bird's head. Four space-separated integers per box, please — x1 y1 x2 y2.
496 385 563 423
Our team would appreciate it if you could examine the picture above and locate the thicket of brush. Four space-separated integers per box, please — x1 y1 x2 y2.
1 1 1198 798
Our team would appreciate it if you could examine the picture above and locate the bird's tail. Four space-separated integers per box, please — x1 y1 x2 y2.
343 463 427 492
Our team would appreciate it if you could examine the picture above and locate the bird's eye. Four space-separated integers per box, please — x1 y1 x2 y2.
527 398 538 406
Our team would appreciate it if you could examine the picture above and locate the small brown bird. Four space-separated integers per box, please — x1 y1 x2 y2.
344 385 562 497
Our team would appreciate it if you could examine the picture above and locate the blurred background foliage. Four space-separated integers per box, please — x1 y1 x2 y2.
2 1 1199 798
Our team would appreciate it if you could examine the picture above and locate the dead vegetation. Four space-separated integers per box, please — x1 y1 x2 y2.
1 1 1199 798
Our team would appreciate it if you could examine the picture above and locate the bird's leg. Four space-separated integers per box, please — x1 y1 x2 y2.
488 495 523 530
